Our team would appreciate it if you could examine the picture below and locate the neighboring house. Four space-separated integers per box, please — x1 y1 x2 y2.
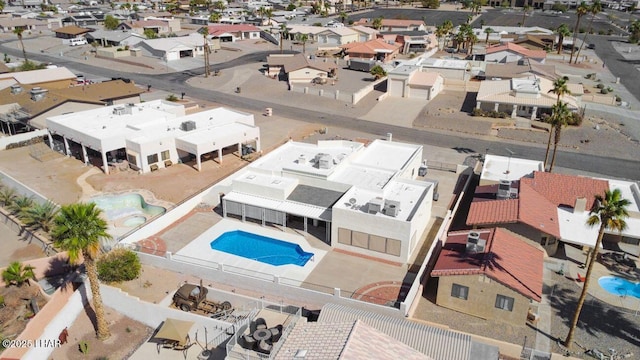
511 34 556 51
46 101 261 174
315 303 499 360
341 39 401 63
475 76 583 120
53 25 92 40
219 139 435 263
354 18 426 32
350 25 378 42
266 54 337 83
394 34 437 55
142 16 181 32
61 14 99 27
118 20 172 36
0 80 145 132
0 18 48 32
481 61 557 80
431 228 544 326
85 29 146 47
207 24 261 42
388 65 443 100
0 67 77 90
138 33 221 61
416 58 472 81
284 25 359 45
475 155 640 247
7 0 43 9
485 43 547 64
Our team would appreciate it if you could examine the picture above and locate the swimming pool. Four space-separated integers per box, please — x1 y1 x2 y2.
598 276 640 298
90 193 166 223
210 230 314 267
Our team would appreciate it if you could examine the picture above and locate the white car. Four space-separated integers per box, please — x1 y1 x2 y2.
69 38 87 46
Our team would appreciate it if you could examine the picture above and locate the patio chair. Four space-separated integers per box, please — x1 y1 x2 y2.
241 334 256 350
576 273 586 283
255 317 267 330
256 340 272 354
269 325 283 342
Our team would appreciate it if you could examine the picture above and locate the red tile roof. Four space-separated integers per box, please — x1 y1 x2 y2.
466 172 608 238
431 228 543 302
486 42 546 59
341 39 400 56
520 171 609 210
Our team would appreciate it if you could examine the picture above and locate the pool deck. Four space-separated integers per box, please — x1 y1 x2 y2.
175 219 328 285
557 243 640 312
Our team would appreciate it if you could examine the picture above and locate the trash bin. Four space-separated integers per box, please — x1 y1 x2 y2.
265 108 272 117
418 166 428 177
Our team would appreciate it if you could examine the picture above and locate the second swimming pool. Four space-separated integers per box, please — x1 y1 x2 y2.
210 230 314 267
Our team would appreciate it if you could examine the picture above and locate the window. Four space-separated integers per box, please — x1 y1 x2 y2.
451 284 469 300
548 237 557 245
127 153 137 166
541 236 548 246
495 295 514 311
161 150 170 161
147 154 158 164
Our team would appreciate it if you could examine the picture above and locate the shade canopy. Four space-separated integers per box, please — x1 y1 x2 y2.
155 318 194 346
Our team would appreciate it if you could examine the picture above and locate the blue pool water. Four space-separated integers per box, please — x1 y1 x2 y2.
598 276 640 298
91 193 166 222
210 230 314 267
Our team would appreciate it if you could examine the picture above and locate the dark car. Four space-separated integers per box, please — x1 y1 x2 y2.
587 44 596 50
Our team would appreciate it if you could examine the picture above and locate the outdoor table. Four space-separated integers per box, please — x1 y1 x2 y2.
253 329 272 342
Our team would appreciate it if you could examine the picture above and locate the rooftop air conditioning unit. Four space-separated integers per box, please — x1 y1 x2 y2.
466 231 486 253
10 84 22 95
497 179 511 200
30 87 48 102
181 120 196 131
367 197 384 214
383 200 400 217
296 154 306 164
317 154 332 169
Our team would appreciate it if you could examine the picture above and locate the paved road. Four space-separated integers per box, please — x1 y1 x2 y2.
591 35 640 102
1 43 639 181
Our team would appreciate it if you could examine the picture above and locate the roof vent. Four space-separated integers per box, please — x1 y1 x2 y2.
10 84 23 95
367 197 384 214
296 154 306 164
497 179 518 200
30 87 48 102
316 153 333 169
466 231 486 253
181 120 196 131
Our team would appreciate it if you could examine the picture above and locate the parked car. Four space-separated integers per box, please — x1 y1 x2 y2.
69 38 87 46
587 43 596 50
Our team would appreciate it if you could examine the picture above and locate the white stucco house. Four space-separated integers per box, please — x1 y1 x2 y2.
45 100 261 174
138 33 221 61
388 65 444 100
218 139 435 263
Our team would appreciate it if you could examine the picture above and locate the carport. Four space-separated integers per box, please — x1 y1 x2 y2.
174 122 260 171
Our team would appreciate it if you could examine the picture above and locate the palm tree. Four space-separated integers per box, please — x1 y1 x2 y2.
13 27 28 64
2 261 35 287
574 0 601 63
52 203 112 340
370 65 387 79
0 186 16 207
544 77 571 168
556 24 571 54
547 101 570 172
20 200 59 233
435 25 447 50
372 16 383 30
484 27 493 45
297 33 308 54
570 2 589 64
339 11 347 24
564 189 630 349
279 24 288 53
521 5 531 27
7 195 34 216
630 19 640 44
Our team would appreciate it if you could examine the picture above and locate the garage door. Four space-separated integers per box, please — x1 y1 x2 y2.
326 35 339 45
165 51 179 61
409 86 429 99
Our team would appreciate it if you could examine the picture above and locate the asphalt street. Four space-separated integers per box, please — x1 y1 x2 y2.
0 42 639 181
590 35 640 102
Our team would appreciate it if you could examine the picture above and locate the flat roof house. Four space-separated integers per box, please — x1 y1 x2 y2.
45 100 260 174
220 139 434 263
388 65 444 100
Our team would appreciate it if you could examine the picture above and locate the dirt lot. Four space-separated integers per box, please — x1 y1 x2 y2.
0 285 47 350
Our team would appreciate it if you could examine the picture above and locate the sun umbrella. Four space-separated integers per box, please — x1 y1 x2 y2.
155 318 195 346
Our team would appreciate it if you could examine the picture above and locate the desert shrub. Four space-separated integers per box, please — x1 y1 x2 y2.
615 95 622 102
97 249 141 283
5 136 44 150
166 94 179 102
596 83 605 89
600 88 609 94
471 108 485 116
567 112 583 126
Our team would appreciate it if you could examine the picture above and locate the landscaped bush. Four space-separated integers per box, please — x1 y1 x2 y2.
596 83 605 89
600 88 609 94
567 112 583 126
471 108 508 118
97 249 141 283
615 95 622 102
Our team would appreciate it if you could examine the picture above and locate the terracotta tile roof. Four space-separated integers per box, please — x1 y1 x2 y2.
485 42 546 59
467 197 519 225
342 321 432 360
431 228 544 302
521 171 609 210
517 180 560 237
341 39 400 56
